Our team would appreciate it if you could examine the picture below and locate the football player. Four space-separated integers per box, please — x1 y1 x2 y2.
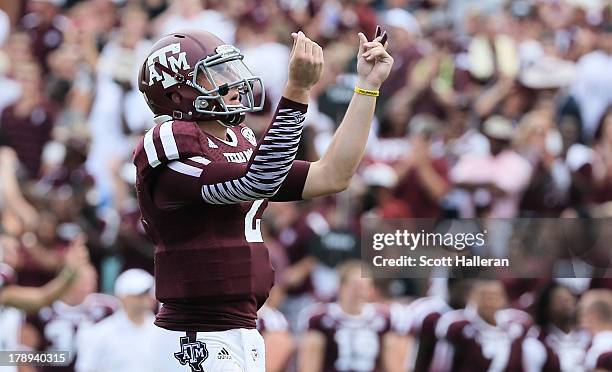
134 26 392 372
407 279 473 372
579 289 612 371
522 282 589 372
432 279 532 372
298 260 402 372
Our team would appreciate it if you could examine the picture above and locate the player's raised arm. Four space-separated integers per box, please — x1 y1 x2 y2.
196 31 322 204
302 26 394 198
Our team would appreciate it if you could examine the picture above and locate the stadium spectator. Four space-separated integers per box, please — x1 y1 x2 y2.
0 146 38 234
360 162 410 218
592 107 612 204
154 0 236 43
393 114 451 218
452 115 533 218
570 25 612 142
0 234 89 370
75 269 155 372
515 109 571 216
0 60 54 180
0 235 88 314
20 0 67 72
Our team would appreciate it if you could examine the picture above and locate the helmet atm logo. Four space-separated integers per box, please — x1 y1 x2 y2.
146 43 191 88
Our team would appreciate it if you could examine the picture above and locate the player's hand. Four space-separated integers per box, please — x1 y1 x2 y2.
356 25 394 90
286 31 324 91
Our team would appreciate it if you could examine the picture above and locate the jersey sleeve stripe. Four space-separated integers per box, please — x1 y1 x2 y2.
143 127 161 168
188 156 211 165
167 160 203 177
160 121 179 161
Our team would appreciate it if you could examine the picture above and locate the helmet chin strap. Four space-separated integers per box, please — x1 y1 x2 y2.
216 112 245 127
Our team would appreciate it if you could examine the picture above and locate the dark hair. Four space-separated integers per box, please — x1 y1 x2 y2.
534 282 570 328
556 95 584 142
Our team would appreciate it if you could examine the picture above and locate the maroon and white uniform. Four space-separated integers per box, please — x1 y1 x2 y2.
134 97 308 331
28 294 120 371
405 296 452 372
256 305 290 334
302 303 391 372
522 326 589 372
134 98 309 371
585 331 612 371
432 307 532 372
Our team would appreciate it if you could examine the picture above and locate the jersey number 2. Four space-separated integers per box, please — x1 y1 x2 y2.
245 199 264 243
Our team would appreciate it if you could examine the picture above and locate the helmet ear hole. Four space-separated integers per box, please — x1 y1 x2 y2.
169 92 181 104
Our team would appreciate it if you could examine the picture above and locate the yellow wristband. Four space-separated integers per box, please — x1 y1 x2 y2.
354 86 380 97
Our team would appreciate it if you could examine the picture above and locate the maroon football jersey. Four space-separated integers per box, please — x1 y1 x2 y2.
585 331 612 371
432 308 532 372
28 294 119 372
303 303 392 372
133 97 309 332
406 296 452 372
522 325 589 372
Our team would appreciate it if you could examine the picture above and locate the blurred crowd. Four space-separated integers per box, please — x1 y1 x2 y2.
1 0 612 371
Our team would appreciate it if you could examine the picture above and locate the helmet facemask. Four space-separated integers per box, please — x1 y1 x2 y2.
191 45 265 127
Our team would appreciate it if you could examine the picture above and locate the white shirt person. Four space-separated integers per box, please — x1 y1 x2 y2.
75 269 156 372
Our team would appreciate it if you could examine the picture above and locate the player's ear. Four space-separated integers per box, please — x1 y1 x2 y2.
171 92 182 105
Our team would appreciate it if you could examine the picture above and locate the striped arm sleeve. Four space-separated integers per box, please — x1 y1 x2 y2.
200 97 307 204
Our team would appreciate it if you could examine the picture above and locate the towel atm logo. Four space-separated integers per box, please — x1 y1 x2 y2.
147 43 190 88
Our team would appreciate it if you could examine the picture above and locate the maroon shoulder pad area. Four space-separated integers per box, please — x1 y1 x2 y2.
133 120 206 180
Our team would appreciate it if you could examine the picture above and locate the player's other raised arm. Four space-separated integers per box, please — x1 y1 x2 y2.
302 27 394 198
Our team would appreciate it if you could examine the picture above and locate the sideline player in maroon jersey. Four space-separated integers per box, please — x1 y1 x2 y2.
133 25 393 371
432 280 532 372
521 282 589 372
407 279 473 372
299 261 403 372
